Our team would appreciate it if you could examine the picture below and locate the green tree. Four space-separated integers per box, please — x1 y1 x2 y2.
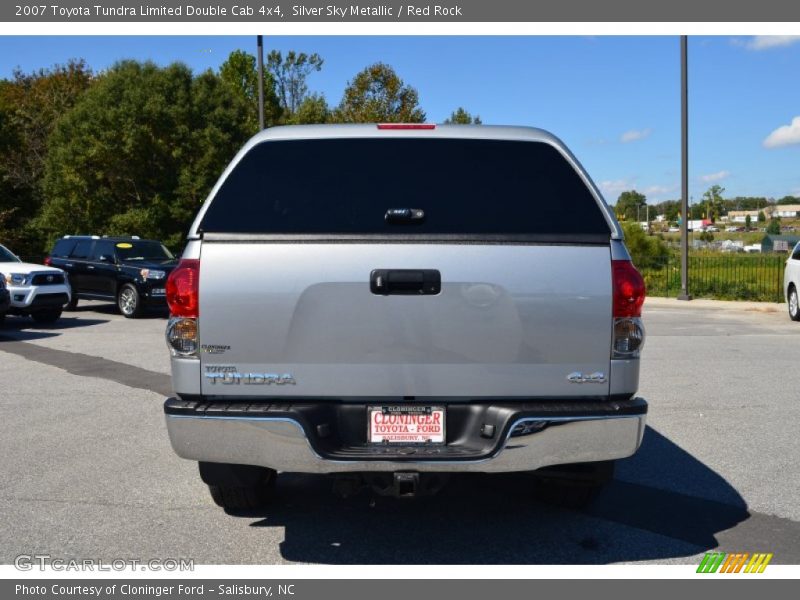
620 221 669 269
766 218 782 235
266 50 323 118
334 63 425 123
758 211 766 222
702 185 725 223
286 93 330 124
219 49 281 130
443 107 482 124
724 196 768 211
615 190 647 222
745 214 752 231
0 59 93 254
652 199 680 223
39 60 252 251
777 196 800 205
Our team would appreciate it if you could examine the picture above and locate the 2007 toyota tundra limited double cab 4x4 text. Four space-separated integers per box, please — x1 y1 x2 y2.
162 124 648 511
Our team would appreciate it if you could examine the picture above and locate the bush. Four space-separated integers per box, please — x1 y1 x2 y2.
620 222 670 269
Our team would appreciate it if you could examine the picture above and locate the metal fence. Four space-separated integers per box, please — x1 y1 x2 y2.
639 253 786 303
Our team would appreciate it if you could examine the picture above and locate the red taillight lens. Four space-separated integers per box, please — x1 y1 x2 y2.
376 123 436 130
612 260 646 318
166 259 200 318
43 256 52 266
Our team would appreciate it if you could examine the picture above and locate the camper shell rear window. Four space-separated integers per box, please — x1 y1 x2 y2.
198 138 611 241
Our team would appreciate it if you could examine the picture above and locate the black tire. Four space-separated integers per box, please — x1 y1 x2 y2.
199 462 277 510
117 283 141 318
31 309 62 324
531 461 614 509
789 285 800 321
0 312 5 326
65 293 79 311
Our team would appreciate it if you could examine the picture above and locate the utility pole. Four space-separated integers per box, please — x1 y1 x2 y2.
257 35 265 130
678 35 692 300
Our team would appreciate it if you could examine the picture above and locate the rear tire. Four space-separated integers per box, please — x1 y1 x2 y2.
531 460 614 509
0 312 5 326
65 293 79 311
789 286 800 321
117 284 141 318
31 309 62 324
199 462 277 510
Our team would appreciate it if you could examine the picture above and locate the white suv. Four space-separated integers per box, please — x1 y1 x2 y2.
785 242 800 321
0 243 71 324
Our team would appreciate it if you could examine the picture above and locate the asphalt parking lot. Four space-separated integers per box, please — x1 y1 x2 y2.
1 299 798 565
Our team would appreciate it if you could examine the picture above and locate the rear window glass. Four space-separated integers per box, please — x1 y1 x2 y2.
51 239 77 258
199 138 610 238
70 240 93 259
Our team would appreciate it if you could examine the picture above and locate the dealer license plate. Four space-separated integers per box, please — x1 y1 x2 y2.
151 288 166 296
368 406 445 444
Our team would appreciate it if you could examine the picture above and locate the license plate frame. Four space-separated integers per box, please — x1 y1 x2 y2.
367 405 446 445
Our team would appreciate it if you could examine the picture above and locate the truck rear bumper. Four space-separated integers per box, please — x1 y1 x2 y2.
164 398 647 473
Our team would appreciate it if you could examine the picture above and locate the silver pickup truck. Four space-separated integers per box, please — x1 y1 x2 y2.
163 124 647 510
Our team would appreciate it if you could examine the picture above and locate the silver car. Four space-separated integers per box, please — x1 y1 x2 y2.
162 124 648 510
784 242 800 321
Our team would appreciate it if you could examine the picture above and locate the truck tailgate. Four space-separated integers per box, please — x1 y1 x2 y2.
198 242 611 398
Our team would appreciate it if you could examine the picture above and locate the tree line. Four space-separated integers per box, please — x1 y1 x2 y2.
614 187 799 225
0 50 482 256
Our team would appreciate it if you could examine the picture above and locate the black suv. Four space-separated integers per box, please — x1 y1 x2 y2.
47 236 177 318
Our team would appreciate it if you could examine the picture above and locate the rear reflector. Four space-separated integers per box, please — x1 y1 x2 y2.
612 260 646 318
166 259 200 318
377 124 436 130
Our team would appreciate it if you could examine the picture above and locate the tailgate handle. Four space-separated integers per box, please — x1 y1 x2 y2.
370 269 441 295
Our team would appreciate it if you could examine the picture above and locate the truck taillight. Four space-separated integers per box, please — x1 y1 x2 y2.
166 259 199 318
612 260 646 358
612 260 645 318
43 256 52 266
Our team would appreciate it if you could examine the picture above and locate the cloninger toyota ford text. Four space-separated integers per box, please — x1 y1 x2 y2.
162 124 648 510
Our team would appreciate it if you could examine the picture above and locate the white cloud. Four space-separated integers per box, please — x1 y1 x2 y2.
741 36 800 51
763 116 800 149
642 184 677 198
700 170 730 183
598 179 636 196
620 129 652 143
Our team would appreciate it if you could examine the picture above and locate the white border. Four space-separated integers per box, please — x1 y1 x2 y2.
2 564 799 579
1 18 799 579
1 22 800 35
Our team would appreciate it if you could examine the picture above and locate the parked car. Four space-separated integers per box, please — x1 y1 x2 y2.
47 236 177 318
163 124 648 511
0 243 71 323
0 271 10 324
784 242 800 321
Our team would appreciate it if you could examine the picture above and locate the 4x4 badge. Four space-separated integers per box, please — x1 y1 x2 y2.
567 372 606 384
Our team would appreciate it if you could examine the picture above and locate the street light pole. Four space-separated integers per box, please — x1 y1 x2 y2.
678 35 692 300
257 35 265 131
